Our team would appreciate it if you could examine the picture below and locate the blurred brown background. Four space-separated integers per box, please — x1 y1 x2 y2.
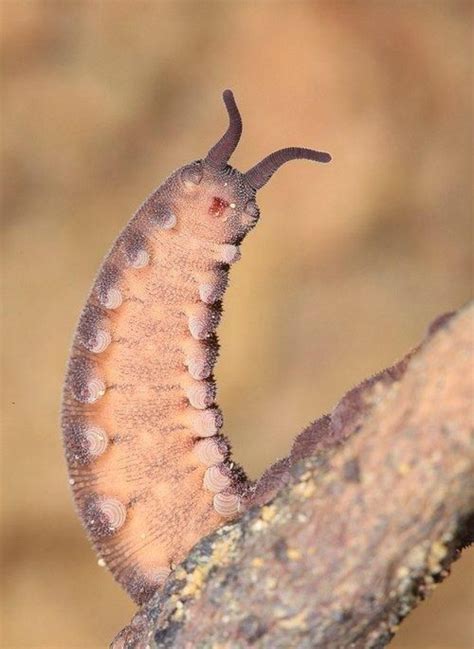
1 1 473 647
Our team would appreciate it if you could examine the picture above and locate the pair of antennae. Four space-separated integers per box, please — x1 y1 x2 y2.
205 89 331 190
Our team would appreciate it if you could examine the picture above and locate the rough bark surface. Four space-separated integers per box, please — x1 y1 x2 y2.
112 303 474 649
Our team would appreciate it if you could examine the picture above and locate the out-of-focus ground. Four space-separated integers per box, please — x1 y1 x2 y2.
1 2 472 648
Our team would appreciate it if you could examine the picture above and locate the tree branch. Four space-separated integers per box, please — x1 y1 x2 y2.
112 303 474 649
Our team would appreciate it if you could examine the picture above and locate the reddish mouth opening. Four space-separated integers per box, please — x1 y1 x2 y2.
209 196 230 217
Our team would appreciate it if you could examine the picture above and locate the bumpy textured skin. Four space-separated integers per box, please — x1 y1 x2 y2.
61 163 258 603
61 90 330 605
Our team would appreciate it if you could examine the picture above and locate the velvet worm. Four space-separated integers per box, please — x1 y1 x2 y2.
61 90 331 604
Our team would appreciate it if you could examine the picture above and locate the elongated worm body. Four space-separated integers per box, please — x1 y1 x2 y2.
61 90 331 604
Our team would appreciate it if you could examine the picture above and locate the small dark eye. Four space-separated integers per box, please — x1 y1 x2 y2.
244 200 259 220
181 163 203 186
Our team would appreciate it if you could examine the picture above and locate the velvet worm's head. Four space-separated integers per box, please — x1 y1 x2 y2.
175 160 258 246
168 90 331 246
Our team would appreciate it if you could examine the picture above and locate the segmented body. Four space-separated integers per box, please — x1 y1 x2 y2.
62 171 250 603
61 90 330 604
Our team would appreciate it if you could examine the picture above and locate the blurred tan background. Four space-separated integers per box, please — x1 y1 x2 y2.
1 1 473 648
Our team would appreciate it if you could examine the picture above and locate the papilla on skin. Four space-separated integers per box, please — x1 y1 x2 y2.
61 90 331 604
